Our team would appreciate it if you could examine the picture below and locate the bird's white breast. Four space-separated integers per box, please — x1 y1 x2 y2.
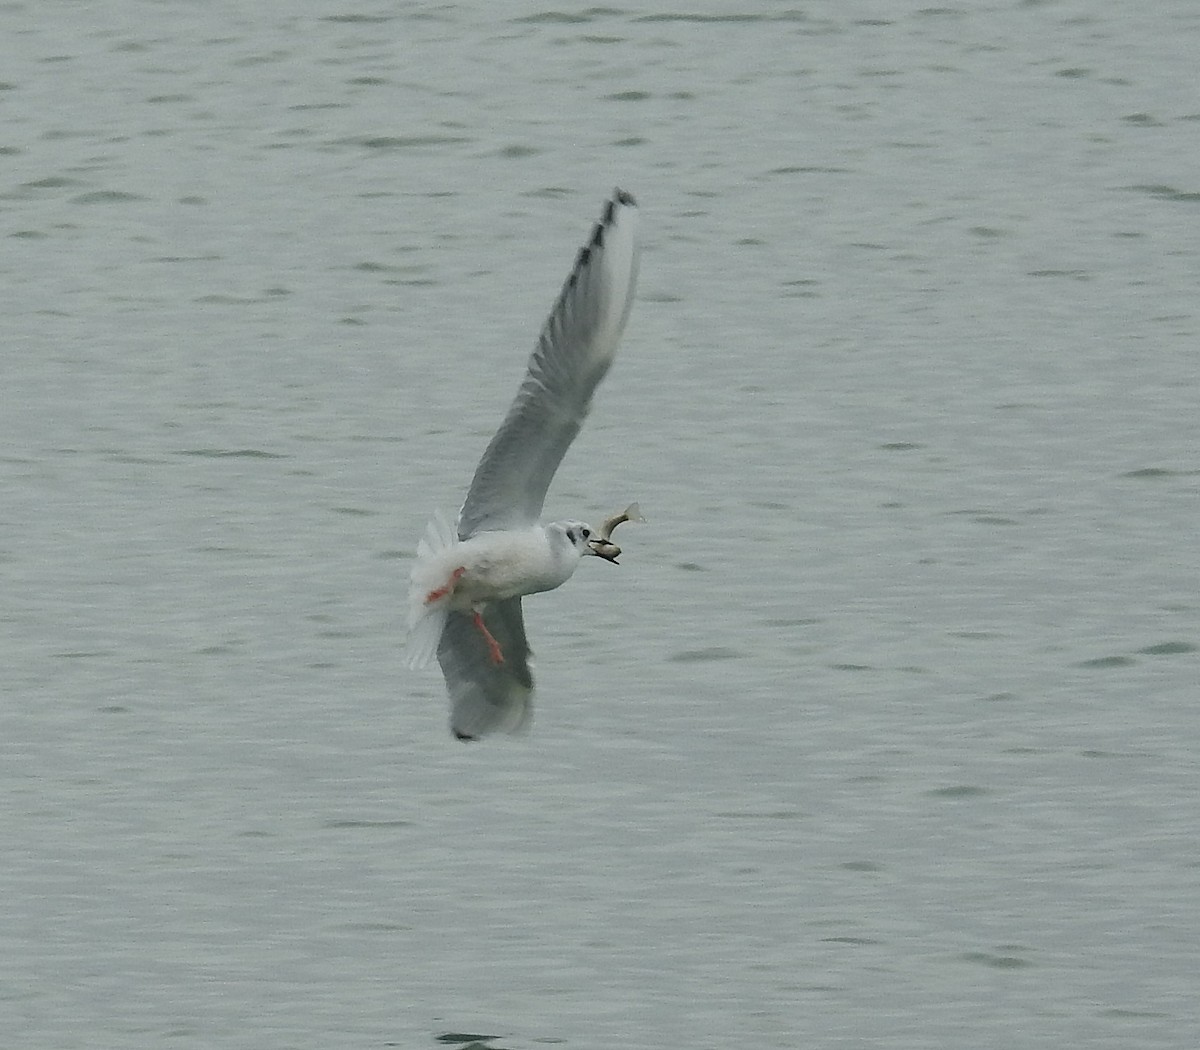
452 527 578 605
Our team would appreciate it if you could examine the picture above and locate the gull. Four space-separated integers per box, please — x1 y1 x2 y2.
407 189 641 740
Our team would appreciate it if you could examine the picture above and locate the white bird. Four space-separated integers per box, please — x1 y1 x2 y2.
407 189 641 740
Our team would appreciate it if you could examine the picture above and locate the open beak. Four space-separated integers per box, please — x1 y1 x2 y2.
587 538 621 563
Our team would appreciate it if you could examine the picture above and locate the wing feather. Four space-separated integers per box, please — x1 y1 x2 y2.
456 189 640 539
437 598 534 739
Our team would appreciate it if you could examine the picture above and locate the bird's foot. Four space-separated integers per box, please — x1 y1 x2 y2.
425 565 466 604
472 610 505 665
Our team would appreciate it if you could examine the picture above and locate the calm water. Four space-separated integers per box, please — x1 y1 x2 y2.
3 4 1199 1048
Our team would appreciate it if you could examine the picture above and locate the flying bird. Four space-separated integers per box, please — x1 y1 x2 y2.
407 189 642 740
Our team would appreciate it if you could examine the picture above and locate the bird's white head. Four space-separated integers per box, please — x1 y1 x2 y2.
552 520 621 564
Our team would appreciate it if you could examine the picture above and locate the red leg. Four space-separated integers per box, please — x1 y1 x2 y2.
472 610 505 665
425 565 465 604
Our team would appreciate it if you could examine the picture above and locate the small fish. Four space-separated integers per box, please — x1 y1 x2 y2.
587 502 646 563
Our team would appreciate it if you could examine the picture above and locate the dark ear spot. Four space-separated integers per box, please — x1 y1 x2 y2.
566 527 576 543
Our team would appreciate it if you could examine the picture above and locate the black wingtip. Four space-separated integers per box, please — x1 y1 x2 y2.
596 188 636 246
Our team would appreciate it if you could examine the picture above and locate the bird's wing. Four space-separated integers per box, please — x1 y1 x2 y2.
456 189 640 539
437 597 534 739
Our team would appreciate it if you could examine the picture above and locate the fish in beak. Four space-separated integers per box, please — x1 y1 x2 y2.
586 502 645 564
587 538 622 563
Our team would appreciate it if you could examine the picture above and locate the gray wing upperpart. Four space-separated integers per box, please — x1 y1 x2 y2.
456 189 640 540
437 597 534 740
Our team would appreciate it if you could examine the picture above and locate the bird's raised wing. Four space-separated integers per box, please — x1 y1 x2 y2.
437 597 534 739
456 189 640 540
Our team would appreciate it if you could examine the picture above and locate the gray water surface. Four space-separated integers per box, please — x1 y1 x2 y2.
3 4 1199 1049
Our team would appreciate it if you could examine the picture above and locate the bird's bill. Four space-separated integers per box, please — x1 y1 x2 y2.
586 538 621 563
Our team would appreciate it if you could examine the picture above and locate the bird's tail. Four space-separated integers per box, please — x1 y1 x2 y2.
406 511 458 670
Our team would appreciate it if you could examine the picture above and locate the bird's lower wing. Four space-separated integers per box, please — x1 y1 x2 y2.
437 597 534 740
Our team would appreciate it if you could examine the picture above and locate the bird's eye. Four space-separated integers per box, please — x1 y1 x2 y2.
581 528 591 540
